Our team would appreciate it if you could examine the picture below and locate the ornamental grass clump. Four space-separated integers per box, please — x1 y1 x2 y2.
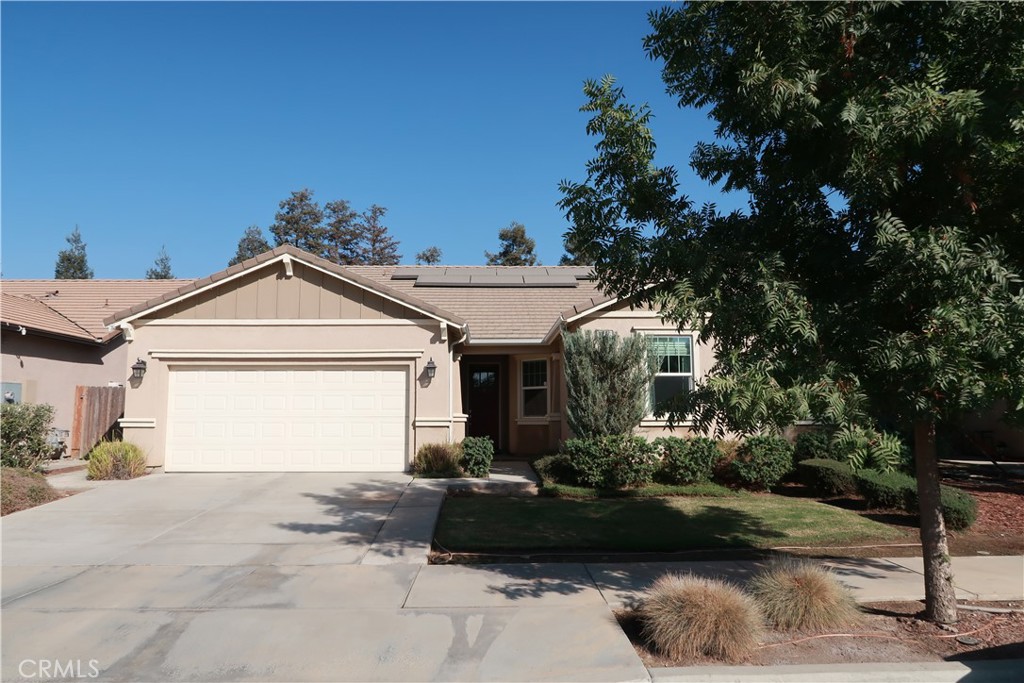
749 559 860 631
640 573 763 662
412 442 463 478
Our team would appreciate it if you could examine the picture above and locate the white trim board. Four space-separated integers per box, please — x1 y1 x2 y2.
142 319 435 327
149 349 425 360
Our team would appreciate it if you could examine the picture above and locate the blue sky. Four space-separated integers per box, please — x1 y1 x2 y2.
2 1 742 279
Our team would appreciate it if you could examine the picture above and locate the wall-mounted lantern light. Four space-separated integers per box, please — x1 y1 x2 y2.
425 358 437 381
131 358 148 380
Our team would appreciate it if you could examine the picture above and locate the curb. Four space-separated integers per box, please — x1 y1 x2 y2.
649 659 1024 682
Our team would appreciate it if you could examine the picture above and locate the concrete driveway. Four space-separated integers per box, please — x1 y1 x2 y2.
1 472 647 682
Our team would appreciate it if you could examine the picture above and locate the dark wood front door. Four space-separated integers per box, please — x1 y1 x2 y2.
465 363 501 447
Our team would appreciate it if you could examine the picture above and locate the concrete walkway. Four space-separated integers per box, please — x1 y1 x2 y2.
2 470 1022 682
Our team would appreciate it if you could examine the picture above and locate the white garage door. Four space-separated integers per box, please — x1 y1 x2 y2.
166 366 408 472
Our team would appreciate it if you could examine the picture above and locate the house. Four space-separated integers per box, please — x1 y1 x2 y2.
102 245 708 472
1 280 190 441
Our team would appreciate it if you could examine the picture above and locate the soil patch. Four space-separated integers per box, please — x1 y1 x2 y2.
619 600 1024 667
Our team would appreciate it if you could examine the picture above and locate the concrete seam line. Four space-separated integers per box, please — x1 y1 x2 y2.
192 566 259 609
400 565 423 609
0 567 92 608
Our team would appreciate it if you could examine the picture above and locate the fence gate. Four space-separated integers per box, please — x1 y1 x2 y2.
70 385 126 458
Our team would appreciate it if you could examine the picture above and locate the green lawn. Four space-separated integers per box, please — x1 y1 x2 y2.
435 495 904 553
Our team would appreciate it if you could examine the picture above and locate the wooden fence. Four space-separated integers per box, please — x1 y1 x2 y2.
70 385 125 458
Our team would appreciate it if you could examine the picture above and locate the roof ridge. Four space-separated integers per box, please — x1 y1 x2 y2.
0 291 97 340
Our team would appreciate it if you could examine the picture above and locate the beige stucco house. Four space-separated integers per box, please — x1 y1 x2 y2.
1 280 188 436
99 245 707 472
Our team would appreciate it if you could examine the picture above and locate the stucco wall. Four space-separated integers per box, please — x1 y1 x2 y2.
1 331 127 432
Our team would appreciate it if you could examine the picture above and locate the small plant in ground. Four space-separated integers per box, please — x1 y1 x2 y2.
749 559 860 631
0 403 56 470
656 436 720 485
793 430 835 464
87 441 147 480
797 458 857 497
938 487 978 531
732 435 793 490
459 436 494 478
641 573 763 662
412 442 463 478
1 468 61 515
563 434 659 489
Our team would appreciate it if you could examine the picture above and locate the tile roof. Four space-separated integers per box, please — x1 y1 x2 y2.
347 265 609 340
102 245 467 327
2 279 191 342
2 248 615 343
0 292 95 342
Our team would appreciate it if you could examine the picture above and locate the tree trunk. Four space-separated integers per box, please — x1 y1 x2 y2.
914 419 958 624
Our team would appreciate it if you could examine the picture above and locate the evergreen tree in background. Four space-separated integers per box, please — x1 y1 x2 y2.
54 226 94 279
357 205 401 265
559 1 1024 624
146 246 174 279
228 225 271 266
269 188 326 256
415 246 443 265
485 221 539 266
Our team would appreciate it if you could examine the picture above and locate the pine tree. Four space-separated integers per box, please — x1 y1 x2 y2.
324 199 362 265
54 226 94 279
415 246 443 265
268 188 326 256
146 246 174 279
357 205 401 265
485 222 539 266
228 225 271 266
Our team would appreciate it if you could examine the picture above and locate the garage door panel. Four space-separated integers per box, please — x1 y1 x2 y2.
166 367 408 472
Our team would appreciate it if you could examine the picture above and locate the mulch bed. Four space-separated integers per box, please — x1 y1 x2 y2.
618 600 1024 667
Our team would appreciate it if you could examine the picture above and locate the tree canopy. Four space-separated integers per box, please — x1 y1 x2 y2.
267 189 400 265
559 0 1024 624
228 225 271 266
145 246 174 279
485 221 539 266
415 246 443 265
54 226 94 279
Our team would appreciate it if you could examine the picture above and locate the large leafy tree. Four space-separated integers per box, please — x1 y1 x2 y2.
269 188 326 255
228 225 271 266
54 226 94 279
560 1 1024 624
145 246 174 279
415 246 443 265
485 221 539 266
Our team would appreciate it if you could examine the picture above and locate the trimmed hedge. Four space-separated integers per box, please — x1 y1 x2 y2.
797 459 857 497
793 431 835 464
0 403 56 470
1 467 60 515
563 434 659 489
732 436 793 490
460 436 494 478
656 436 721 485
854 469 978 531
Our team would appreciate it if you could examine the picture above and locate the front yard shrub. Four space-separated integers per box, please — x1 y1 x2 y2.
797 458 857 497
939 487 978 531
854 469 916 510
793 431 835 463
563 435 659 489
563 329 657 437
459 436 494 478
855 470 978 530
412 442 463 478
749 560 860 631
731 436 793 490
641 573 763 662
656 436 721 485
532 453 576 485
1 468 60 515
0 402 56 470
87 441 147 480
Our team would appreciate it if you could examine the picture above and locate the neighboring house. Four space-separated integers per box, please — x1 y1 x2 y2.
103 245 710 472
0 280 190 438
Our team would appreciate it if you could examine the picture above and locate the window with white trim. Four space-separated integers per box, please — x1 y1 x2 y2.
649 335 693 413
520 359 548 418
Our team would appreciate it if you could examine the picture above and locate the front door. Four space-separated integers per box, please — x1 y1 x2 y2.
465 363 501 448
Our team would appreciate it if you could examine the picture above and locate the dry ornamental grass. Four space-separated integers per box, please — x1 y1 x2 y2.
749 559 861 631
640 573 764 662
